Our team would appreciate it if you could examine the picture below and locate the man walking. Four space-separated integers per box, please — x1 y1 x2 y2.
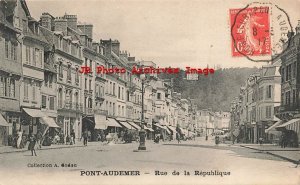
82 129 88 146
70 129 76 145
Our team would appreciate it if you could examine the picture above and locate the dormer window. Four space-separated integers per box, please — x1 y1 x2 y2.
67 64 72 82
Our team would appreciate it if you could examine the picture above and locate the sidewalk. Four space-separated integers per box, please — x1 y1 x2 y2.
0 141 101 154
240 144 300 164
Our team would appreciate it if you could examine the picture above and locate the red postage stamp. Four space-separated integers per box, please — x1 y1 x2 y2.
230 7 271 57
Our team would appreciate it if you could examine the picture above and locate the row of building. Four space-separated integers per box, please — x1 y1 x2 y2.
0 0 230 146
230 20 300 146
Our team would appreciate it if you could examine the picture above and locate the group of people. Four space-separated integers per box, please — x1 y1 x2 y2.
14 130 39 156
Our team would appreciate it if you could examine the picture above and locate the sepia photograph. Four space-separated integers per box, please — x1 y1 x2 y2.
0 0 300 184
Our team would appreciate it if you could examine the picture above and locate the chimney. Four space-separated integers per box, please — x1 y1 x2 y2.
296 20 300 34
54 17 67 34
40 12 54 30
77 24 93 39
111 40 120 56
63 14 77 30
100 39 112 57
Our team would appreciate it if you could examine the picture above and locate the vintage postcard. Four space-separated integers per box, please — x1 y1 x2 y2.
0 0 300 184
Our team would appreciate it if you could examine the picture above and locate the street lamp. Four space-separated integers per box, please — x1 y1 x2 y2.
138 73 146 150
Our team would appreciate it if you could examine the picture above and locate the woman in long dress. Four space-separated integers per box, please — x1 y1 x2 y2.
16 130 22 149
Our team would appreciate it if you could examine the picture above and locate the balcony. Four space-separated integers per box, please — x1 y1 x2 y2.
279 104 300 112
84 107 94 115
94 109 108 116
84 89 93 96
95 93 105 102
58 101 82 112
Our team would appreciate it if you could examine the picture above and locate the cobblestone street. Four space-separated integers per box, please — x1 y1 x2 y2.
1 137 299 185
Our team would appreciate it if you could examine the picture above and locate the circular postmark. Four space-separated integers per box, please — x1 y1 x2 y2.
230 2 293 62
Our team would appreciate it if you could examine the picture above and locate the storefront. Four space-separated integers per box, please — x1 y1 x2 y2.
276 118 300 147
0 114 10 146
22 108 45 135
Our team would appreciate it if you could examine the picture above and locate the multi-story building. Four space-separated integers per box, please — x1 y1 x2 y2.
78 23 107 140
277 21 300 143
0 0 22 146
40 13 83 140
256 65 281 142
16 0 51 135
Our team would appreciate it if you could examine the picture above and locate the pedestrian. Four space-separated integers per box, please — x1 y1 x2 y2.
176 126 181 144
176 132 181 144
82 129 88 146
36 130 43 149
70 129 76 145
16 129 23 149
259 137 264 146
20 130 27 149
215 135 220 145
28 134 37 156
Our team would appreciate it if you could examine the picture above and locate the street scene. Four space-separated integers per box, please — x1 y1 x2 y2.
0 138 299 185
0 0 300 184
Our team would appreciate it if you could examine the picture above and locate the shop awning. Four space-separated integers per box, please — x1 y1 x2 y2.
95 114 108 129
167 126 177 133
107 118 122 127
163 126 171 134
119 121 136 130
40 116 59 128
128 121 141 130
23 108 45 118
276 119 300 128
180 128 189 135
265 121 283 133
0 114 10 127
144 126 154 132
154 123 165 129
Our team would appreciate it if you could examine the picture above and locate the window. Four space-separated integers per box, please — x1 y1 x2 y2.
49 97 55 110
14 16 20 28
293 62 296 78
75 68 79 84
25 46 30 64
288 64 292 81
71 44 77 56
11 43 17 60
32 83 36 101
10 79 15 98
49 74 53 88
63 39 69 53
113 83 115 96
67 65 71 82
266 85 272 99
293 90 296 105
32 48 38 66
5 39 9 59
118 86 121 99
157 93 161 100
24 81 28 100
89 60 92 71
110 82 112 94
266 106 272 119
58 63 63 78
22 20 27 32
58 88 63 108
89 80 92 91
281 93 285 105
127 90 130 101
286 91 290 105
113 103 115 116
42 95 47 108
281 68 285 83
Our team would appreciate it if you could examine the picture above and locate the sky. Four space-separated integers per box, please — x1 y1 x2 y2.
26 0 300 69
